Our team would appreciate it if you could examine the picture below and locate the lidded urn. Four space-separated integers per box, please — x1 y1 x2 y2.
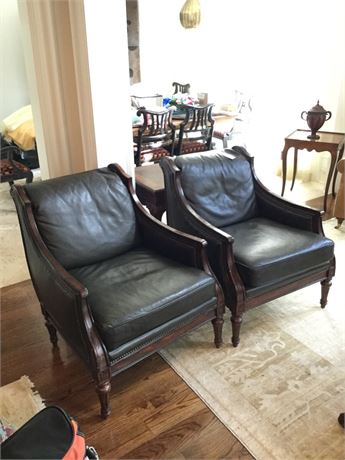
301 100 332 140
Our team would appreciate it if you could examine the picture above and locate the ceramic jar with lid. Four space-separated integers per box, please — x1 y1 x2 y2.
301 101 332 139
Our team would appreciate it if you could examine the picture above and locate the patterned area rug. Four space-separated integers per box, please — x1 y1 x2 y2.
0 375 45 441
160 219 345 460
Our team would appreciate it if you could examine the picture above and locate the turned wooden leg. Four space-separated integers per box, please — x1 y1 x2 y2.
231 313 243 347
335 218 344 229
212 317 224 348
96 380 111 419
320 279 332 309
40 306 58 346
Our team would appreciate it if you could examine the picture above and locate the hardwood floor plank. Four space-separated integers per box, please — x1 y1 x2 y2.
122 409 214 459
144 387 206 434
180 416 254 460
1 280 252 458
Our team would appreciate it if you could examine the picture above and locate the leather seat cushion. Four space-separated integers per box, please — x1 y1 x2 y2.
25 168 141 269
221 217 334 288
175 152 258 227
69 247 217 352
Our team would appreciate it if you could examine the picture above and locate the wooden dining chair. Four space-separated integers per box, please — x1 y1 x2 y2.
133 106 177 166
175 103 215 155
172 82 190 94
0 141 33 186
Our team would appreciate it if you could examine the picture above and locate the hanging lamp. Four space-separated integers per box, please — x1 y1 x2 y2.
180 0 201 29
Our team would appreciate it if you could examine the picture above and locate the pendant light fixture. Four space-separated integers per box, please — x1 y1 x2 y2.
180 0 201 29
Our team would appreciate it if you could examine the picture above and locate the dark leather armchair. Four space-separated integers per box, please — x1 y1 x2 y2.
11 164 224 418
160 148 335 346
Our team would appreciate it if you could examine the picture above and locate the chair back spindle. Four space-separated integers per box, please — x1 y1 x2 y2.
172 82 191 94
134 106 176 166
176 103 215 155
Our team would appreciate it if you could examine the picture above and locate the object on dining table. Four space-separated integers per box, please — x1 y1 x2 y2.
301 100 332 140
163 92 198 108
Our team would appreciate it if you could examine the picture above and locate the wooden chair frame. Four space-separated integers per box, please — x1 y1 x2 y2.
134 106 176 166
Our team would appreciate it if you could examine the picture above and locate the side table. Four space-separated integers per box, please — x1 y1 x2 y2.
135 164 166 220
281 129 345 212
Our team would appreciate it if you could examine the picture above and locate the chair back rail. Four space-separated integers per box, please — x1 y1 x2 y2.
134 107 176 166
172 82 190 94
176 104 215 155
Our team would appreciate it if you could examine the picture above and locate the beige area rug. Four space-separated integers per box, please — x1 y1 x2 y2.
0 375 45 431
0 176 41 288
160 219 345 460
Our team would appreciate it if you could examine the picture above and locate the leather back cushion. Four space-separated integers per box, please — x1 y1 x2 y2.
174 151 258 227
25 168 141 269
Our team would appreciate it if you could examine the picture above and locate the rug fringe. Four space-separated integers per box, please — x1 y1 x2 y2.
19 375 46 410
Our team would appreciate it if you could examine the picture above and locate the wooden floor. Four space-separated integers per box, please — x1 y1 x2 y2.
1 280 253 459
1 193 333 459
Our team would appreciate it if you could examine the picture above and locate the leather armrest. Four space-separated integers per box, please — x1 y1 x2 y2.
135 193 211 272
229 145 324 233
108 162 212 272
164 187 242 288
159 157 241 284
255 181 324 234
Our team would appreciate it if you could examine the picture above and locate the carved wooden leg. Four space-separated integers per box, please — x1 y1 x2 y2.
212 317 224 348
231 313 243 347
320 279 332 309
96 380 111 419
40 305 58 346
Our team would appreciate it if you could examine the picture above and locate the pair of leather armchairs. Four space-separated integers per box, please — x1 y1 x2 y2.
12 148 335 418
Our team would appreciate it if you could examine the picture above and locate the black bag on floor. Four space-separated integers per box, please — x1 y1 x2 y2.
1 406 98 459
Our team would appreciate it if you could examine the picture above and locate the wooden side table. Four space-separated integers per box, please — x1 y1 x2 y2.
281 129 345 211
135 164 166 220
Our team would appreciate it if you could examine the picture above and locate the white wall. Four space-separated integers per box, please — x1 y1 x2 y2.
138 0 345 180
0 0 30 121
84 0 134 175
3 0 344 184
7 0 133 178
